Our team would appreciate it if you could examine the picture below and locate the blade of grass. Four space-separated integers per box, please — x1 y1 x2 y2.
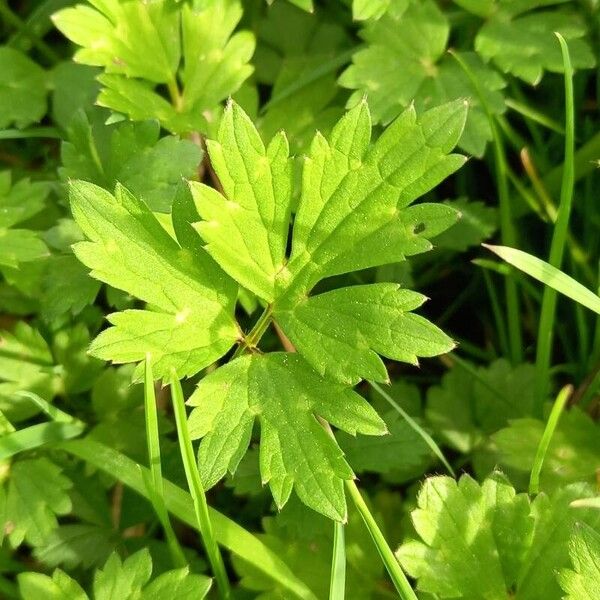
58 438 318 600
143 357 187 569
346 480 417 600
329 522 346 600
0 421 84 461
532 34 576 414
170 372 231 600
450 50 523 364
505 97 565 135
14 391 84 425
369 381 455 478
528 384 572 495
483 245 600 315
0 127 61 140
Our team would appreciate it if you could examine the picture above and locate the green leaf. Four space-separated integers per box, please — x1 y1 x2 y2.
0 322 55 422
20 549 211 600
518 484 600 599
276 283 454 385
61 114 203 213
339 410 433 482
53 0 254 133
353 0 398 20
18 569 87 600
69 181 239 378
234 496 383 599
42 254 101 321
2 458 72 547
397 473 534 598
0 171 50 229
559 523 600 600
433 198 498 251
492 407 600 492
50 62 100 130
94 550 153 600
192 101 293 302
192 99 464 381
475 7 595 84
59 438 318 600
425 359 537 453
0 171 50 268
187 353 387 521
0 47 47 129
339 0 505 156
34 524 116 570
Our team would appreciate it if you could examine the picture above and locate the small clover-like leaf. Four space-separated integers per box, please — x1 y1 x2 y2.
187 353 387 521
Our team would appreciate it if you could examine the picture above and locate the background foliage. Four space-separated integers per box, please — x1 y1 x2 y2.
0 0 599 598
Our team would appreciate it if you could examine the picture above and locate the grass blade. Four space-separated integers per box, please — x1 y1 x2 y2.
143 357 187 568
529 384 572 495
329 521 346 600
532 33 576 413
483 245 600 315
346 480 417 600
0 422 84 461
170 371 231 600
451 50 523 365
370 381 456 477
58 438 318 600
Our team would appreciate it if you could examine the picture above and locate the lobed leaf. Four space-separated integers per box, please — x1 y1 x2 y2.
69 181 240 378
187 353 386 521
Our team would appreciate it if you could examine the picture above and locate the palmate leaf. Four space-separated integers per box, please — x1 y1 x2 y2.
454 0 595 84
182 98 465 518
397 474 600 599
0 171 50 269
1 458 72 548
18 549 211 600
559 523 600 600
192 99 464 384
69 181 240 379
53 0 254 134
0 47 47 129
187 353 386 521
339 0 505 156
61 113 202 213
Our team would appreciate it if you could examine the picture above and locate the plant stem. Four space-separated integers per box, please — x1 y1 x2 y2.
529 384 572 495
143 358 187 568
346 480 417 600
533 34 575 414
232 304 273 358
170 373 231 599
369 381 455 477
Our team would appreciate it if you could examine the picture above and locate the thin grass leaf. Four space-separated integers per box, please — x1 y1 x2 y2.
0 422 84 461
529 384 572 495
346 480 417 600
58 438 318 600
450 50 523 364
369 381 455 477
329 522 346 600
143 357 186 568
170 372 231 599
483 245 600 315
533 33 576 413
